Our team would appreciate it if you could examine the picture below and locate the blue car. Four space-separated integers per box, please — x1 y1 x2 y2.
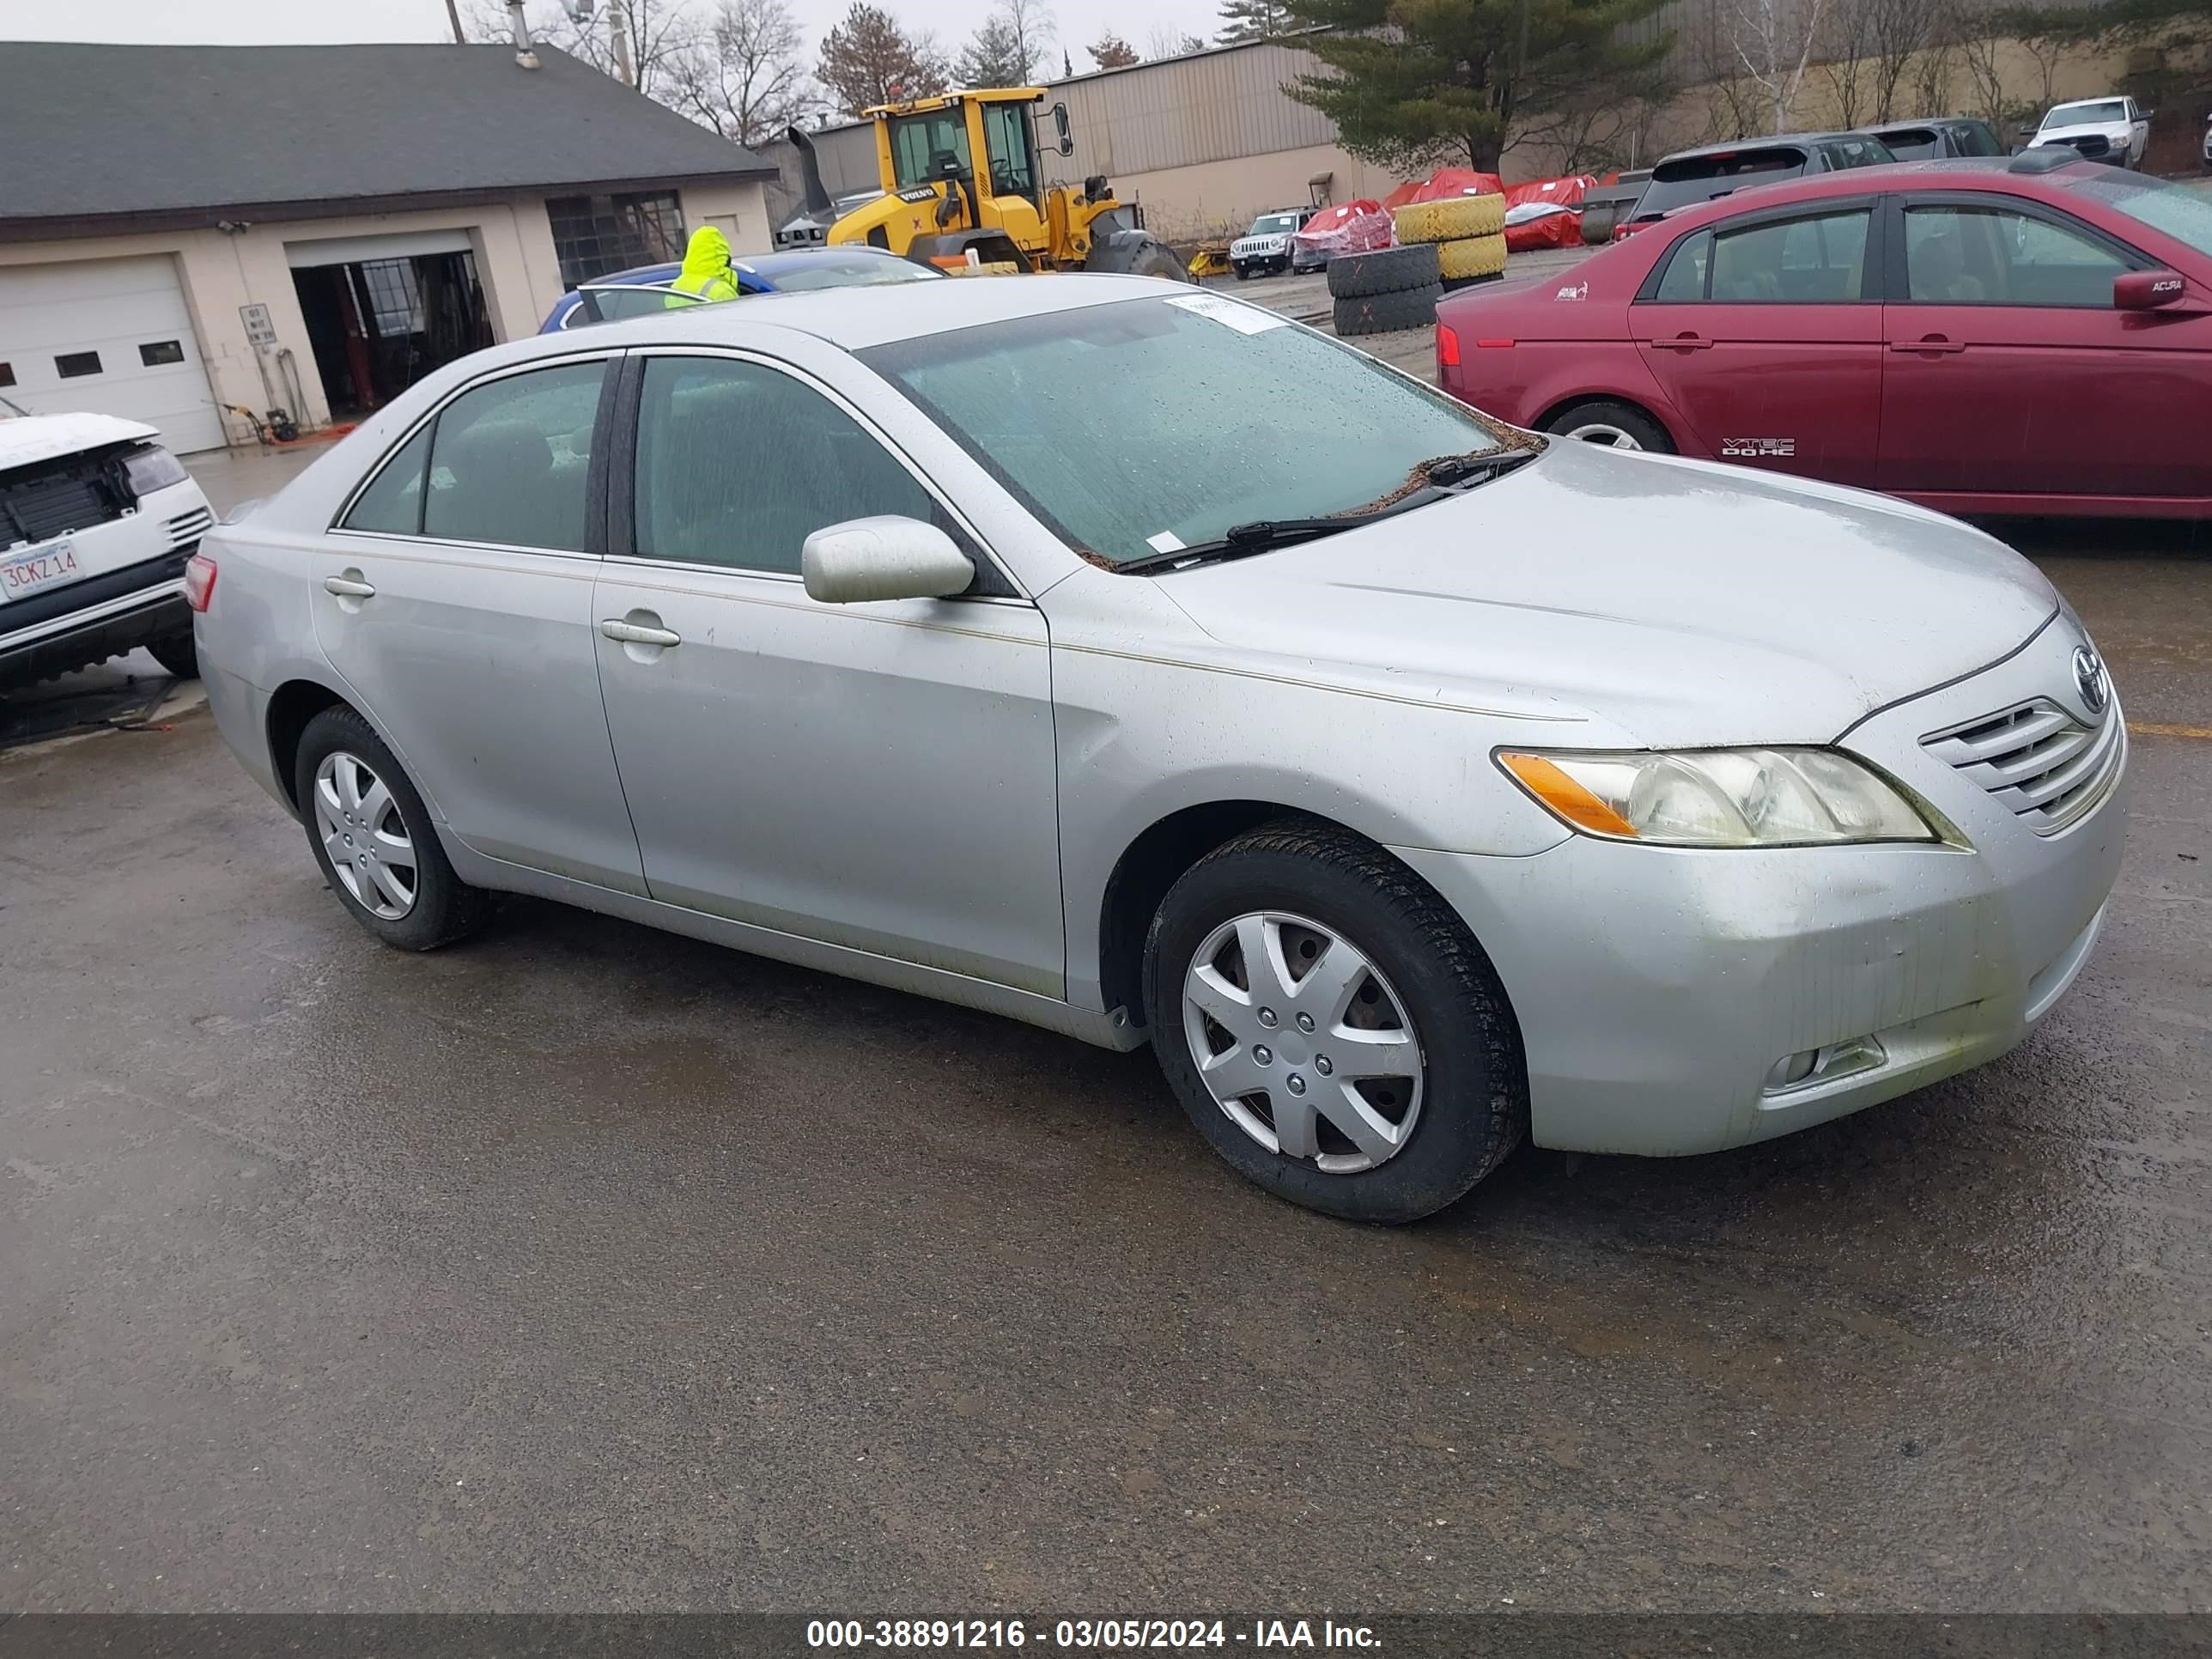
538 246 940 332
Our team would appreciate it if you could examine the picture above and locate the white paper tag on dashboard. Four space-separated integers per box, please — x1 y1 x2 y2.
1145 530 1187 553
1164 293 1288 335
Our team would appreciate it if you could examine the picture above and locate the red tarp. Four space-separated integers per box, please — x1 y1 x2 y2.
1382 168 1506 210
1291 198 1395 258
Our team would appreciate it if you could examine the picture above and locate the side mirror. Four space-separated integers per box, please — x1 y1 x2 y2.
803 515 974 604
2017 124 2036 138
2114 269 2188 310
1051 102 1074 156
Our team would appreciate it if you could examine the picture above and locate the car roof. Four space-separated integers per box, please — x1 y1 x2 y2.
526 271 1177 361
1656 131 1870 162
1640 152 2124 230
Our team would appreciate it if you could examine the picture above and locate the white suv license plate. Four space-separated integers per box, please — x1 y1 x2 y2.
0 538 82 603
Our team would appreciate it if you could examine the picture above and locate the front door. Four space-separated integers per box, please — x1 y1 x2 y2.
314 355 647 894
1877 194 2211 502
591 351 1066 996
1631 201 1885 484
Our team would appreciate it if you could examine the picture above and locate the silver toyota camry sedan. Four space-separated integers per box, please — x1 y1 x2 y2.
191 274 2125 1223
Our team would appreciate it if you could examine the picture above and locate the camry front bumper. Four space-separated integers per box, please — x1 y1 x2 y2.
1395 618 2127 1157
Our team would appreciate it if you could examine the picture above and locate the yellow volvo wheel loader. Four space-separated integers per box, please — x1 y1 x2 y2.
785 89 1192 281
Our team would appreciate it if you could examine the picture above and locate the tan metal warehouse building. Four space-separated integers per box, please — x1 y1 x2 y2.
0 43 776 453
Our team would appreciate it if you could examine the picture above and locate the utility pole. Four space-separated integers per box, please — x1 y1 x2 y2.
610 3 635 85
445 0 465 42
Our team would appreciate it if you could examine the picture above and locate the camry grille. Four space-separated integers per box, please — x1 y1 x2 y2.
1922 696 2123 835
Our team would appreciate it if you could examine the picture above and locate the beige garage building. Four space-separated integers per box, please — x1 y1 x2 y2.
0 43 776 453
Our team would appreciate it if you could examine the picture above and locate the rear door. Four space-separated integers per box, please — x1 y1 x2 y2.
316 353 647 893
1875 191 2211 501
1631 198 1886 483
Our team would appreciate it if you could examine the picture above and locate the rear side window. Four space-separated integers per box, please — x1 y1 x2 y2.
342 422 434 535
421 362 605 551
1822 138 1892 169
1877 128 1942 161
1649 209 1870 303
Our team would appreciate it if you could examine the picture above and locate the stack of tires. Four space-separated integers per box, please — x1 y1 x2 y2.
1390 193 1508 289
1327 242 1443 337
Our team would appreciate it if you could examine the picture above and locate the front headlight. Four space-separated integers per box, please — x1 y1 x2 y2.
1497 747 1939 847
122 444 191 496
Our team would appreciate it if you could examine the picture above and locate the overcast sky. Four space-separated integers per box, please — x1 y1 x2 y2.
0 0 1218 78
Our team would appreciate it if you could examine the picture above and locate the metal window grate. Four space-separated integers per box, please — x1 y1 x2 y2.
1922 696 2123 836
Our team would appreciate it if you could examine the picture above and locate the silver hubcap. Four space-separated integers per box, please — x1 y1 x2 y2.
1182 910 1425 1174
313 750 417 921
1562 421 1643 449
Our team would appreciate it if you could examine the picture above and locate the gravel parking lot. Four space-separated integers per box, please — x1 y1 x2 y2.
3 270 2208 1616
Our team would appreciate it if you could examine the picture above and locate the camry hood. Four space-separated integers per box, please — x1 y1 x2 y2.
1154 440 2057 749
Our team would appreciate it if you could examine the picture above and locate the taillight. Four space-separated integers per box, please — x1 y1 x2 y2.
1436 322 1462 368
184 553 217 612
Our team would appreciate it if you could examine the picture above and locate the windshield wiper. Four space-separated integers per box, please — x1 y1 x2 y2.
1119 448 1540 575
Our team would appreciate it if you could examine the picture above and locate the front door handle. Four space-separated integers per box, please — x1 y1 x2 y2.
1650 331 1713 351
323 574 376 599
600 617 682 648
1890 335 1966 354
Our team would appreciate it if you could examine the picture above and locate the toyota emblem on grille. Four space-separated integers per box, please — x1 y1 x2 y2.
2072 645 2110 715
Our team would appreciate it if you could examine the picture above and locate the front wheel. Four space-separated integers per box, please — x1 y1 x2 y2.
1143 820 1526 1223
294 704 494 951
1233 264 1249 280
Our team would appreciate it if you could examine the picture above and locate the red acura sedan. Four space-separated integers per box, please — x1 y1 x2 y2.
1436 151 2212 518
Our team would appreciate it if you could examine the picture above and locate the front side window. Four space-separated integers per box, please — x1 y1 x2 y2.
1698 209 1870 303
1903 204 2128 307
420 362 605 551
631 356 937 575
889 111 970 188
860 295 1509 568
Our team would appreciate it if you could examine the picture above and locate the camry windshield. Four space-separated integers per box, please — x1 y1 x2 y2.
2047 101 2125 126
2060 169 2212 257
860 295 1510 565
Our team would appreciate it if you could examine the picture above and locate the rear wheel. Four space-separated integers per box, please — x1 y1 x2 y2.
147 633 199 679
294 705 494 951
1143 820 1526 1223
1542 398 1674 453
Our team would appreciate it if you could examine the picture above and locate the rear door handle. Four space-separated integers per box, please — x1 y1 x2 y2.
323 574 376 599
600 618 682 648
1650 332 1713 351
1890 335 1966 354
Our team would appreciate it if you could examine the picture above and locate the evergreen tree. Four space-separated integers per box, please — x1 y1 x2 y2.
1217 0 1291 43
1281 0 1675 171
1089 28 1141 65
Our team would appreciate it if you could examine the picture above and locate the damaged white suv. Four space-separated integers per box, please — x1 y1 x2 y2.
0 410 214 688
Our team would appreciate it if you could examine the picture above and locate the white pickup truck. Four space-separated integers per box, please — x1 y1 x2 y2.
2026 96 2153 167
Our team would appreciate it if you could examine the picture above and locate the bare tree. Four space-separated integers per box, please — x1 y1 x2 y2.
1143 23 1206 58
1089 30 1139 67
1957 6 2014 126
1725 0 1832 132
817 2 947 113
2012 16 2066 112
1864 0 1954 120
667 0 817 146
1818 0 1877 128
1000 0 1055 80
532 0 703 98
1910 20 1959 117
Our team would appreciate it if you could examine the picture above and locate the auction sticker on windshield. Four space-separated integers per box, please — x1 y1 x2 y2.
1163 292 1289 335
0 538 82 602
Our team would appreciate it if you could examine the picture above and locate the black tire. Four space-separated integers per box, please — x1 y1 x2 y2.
1441 271 1506 292
293 704 495 952
1540 398 1676 453
1580 202 1617 245
146 632 199 679
1085 229 1193 282
1334 283 1441 337
1327 242 1440 299
1233 263 1250 280
1143 819 1527 1224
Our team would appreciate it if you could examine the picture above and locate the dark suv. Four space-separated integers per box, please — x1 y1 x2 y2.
1856 116 2007 160
1614 132 1897 237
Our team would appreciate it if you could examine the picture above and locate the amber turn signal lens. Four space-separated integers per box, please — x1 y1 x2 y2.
1497 751 1639 838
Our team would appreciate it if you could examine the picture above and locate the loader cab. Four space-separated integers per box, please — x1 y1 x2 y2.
875 89 1052 250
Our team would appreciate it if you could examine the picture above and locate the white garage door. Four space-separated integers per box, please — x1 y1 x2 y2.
0 255 227 454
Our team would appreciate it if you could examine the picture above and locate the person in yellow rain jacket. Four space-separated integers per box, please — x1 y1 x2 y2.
665 225 742 307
